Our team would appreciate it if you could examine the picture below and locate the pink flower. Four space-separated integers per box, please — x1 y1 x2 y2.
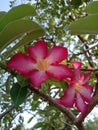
7 40 73 88
57 62 93 115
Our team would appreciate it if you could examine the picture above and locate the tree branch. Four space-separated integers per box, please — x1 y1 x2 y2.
28 84 75 122
0 62 17 76
28 85 85 130
0 62 86 129
0 105 15 119
0 92 32 119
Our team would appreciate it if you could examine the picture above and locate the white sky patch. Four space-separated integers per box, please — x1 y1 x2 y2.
85 106 98 122
0 0 10 11
23 111 38 129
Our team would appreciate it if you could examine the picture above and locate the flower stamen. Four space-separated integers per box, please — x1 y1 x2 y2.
74 81 82 92
37 59 49 71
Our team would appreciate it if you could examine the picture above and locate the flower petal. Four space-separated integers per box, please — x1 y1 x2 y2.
71 62 82 81
79 84 93 102
29 70 49 88
75 93 88 115
57 87 75 107
28 40 48 62
71 62 82 70
46 46 68 64
47 64 73 80
83 71 92 84
7 53 35 76
79 75 84 82
84 84 93 94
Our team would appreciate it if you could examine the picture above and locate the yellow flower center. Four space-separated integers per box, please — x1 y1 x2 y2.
74 81 82 92
37 59 49 71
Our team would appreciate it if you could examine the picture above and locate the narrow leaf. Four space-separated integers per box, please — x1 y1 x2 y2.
10 83 28 107
69 15 98 34
85 1 98 14
5 75 12 94
0 4 36 32
27 117 33 123
0 19 44 52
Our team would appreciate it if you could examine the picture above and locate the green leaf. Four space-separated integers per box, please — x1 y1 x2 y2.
9 28 45 51
33 93 40 101
33 122 44 129
46 78 62 88
70 0 82 8
69 15 98 34
5 75 12 94
46 78 68 88
17 28 45 46
85 1 98 14
10 83 28 107
0 19 44 52
0 12 6 21
0 4 36 32
16 75 29 87
69 1 98 35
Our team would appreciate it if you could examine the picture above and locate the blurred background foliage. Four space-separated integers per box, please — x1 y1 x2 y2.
85 116 98 130
0 0 98 129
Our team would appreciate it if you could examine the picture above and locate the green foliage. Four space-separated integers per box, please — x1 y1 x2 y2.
33 106 73 130
70 1 98 34
85 116 98 130
46 78 66 88
85 1 98 14
0 4 45 53
10 83 28 107
70 15 98 34
5 75 12 94
0 12 6 21
0 4 36 31
0 19 44 52
68 0 83 8
7 27 45 56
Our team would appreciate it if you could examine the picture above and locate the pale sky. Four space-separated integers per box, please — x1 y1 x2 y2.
0 0 36 11
0 0 10 11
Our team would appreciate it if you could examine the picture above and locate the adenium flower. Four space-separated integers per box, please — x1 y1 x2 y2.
57 62 93 115
7 40 73 88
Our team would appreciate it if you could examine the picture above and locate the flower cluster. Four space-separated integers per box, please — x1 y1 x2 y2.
7 40 93 115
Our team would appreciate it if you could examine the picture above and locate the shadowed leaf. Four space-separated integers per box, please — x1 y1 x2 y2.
10 83 28 107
